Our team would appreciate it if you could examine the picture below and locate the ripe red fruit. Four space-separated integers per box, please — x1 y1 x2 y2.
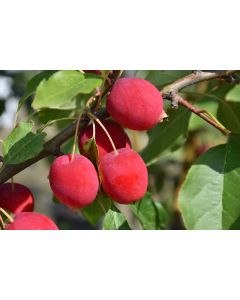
99 148 148 204
83 70 101 75
0 183 34 214
78 119 131 161
49 154 99 209
106 78 163 130
5 212 58 230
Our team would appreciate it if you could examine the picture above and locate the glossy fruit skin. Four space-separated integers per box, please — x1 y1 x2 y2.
5 212 58 230
99 148 148 204
0 183 34 214
49 154 99 209
106 78 163 130
78 119 132 161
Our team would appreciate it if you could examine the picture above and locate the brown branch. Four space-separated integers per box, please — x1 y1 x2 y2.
0 110 108 185
161 70 235 135
162 70 236 107
171 94 229 135
93 70 122 112
0 70 234 184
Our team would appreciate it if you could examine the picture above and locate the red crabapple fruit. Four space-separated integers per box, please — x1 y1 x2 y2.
5 212 58 230
49 154 99 209
78 119 131 161
106 78 163 130
0 183 34 214
99 148 148 204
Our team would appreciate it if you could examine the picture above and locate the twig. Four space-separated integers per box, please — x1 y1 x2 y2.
161 70 235 135
162 70 236 107
0 109 108 185
94 71 111 112
0 70 235 184
172 94 229 135
94 70 122 108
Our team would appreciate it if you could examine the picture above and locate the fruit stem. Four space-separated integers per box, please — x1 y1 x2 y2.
116 70 124 79
11 177 15 192
92 121 96 139
87 112 118 156
0 208 14 223
71 114 82 162
0 214 5 230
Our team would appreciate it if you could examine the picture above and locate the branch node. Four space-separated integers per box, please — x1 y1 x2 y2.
52 147 64 157
169 92 180 109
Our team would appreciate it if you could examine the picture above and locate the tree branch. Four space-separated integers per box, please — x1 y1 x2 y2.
0 110 108 185
162 70 236 107
171 94 229 135
161 70 235 135
0 70 235 184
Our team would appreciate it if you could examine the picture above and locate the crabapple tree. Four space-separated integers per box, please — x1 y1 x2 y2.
0 70 240 230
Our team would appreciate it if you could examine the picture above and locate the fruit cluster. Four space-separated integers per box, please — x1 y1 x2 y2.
0 76 163 230
0 183 58 230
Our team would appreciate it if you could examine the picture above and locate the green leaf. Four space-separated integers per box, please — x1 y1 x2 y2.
138 70 191 88
18 71 56 111
37 108 73 124
81 135 99 166
179 134 240 229
103 206 131 230
217 101 240 133
226 85 240 102
81 192 112 227
229 216 240 230
32 71 102 109
141 106 191 164
130 192 168 229
2 122 46 164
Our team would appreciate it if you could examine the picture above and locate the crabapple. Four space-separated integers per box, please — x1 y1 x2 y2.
78 119 131 161
5 212 58 230
106 78 163 130
0 183 34 214
99 148 148 204
49 154 99 209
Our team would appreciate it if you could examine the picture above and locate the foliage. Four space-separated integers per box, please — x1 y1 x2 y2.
1 70 240 230
3 122 46 164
